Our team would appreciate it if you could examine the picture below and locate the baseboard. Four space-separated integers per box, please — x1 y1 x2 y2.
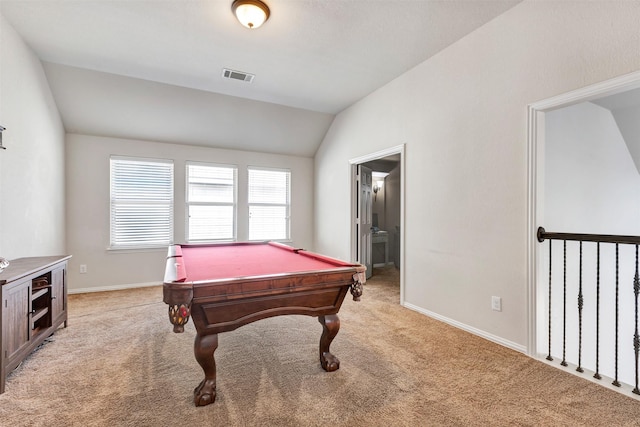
402 302 527 354
538 356 640 401
68 281 161 294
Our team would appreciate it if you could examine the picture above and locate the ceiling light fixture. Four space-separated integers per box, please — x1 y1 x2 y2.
232 0 270 29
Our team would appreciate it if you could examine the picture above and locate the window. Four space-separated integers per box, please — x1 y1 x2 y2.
110 157 174 249
186 162 237 241
248 167 290 240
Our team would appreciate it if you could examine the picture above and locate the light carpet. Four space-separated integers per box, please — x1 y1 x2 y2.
1 267 640 426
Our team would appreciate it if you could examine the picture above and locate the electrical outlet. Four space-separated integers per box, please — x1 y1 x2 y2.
491 296 502 312
80 264 87 274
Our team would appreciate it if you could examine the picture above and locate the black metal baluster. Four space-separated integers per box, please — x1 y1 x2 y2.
577 241 584 373
634 245 640 395
547 240 553 361
561 240 568 367
594 242 601 380
613 244 621 387
539 228 640 387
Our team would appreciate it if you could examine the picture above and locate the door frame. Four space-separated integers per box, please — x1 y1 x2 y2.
349 144 405 304
526 70 640 357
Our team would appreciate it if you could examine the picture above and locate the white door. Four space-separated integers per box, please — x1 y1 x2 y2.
358 165 373 279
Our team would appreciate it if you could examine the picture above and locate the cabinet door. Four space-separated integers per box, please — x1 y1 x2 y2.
51 266 66 323
2 281 30 361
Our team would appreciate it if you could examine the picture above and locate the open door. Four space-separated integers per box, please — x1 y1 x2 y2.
357 165 373 279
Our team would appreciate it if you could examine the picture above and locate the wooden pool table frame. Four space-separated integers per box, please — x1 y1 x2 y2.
163 242 365 406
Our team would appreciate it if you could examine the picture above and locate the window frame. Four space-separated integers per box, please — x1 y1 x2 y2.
109 156 174 250
185 161 238 243
247 166 291 242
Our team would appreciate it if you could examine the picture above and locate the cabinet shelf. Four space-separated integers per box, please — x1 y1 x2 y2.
31 306 49 324
32 287 49 301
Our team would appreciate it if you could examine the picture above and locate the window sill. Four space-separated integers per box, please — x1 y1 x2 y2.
106 246 169 254
248 239 293 244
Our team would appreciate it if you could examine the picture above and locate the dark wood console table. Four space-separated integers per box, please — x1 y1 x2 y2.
0 255 71 393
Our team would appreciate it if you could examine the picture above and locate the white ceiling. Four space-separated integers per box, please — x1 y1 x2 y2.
1 0 521 156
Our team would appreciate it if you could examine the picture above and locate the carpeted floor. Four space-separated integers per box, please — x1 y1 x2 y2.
1 266 640 426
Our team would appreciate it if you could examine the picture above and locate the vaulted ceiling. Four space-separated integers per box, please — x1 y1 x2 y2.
1 0 521 156
592 88 640 175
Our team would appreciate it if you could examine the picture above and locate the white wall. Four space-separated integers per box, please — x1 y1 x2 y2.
612 105 640 175
66 134 314 292
314 0 640 349
545 102 640 235
0 13 66 259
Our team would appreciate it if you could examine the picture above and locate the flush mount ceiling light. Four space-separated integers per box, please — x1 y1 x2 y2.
232 0 270 29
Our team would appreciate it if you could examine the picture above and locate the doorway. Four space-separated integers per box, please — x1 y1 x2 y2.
527 71 640 362
350 145 405 304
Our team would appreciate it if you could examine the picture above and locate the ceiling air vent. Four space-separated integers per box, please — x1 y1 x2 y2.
222 68 255 83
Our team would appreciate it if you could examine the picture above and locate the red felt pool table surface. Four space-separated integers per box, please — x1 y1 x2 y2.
170 242 358 283
174 241 355 282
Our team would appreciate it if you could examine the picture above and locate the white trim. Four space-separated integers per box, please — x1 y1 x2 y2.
349 144 406 305
526 106 540 357
538 358 640 401
349 145 405 165
106 246 167 253
526 69 640 357
350 164 362 265
403 302 527 354
110 154 173 164
69 281 161 294
530 69 640 112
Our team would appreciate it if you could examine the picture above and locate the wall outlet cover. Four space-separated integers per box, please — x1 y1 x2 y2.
491 296 502 312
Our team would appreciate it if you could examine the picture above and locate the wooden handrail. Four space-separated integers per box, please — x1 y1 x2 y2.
537 227 640 245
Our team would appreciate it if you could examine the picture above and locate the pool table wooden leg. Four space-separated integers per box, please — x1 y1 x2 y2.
318 314 341 372
193 333 218 406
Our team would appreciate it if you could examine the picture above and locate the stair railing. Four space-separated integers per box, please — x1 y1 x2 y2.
537 226 640 394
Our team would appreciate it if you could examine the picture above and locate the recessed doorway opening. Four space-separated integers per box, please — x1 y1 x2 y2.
349 145 405 305
528 70 640 398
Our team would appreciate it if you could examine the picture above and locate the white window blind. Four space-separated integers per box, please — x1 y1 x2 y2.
248 167 290 241
186 163 237 241
110 157 174 249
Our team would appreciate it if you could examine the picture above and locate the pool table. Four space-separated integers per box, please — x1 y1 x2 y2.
162 242 365 406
